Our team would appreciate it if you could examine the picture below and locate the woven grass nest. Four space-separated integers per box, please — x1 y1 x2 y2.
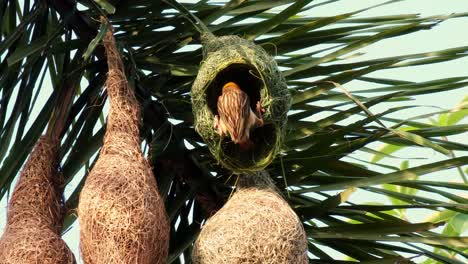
191 34 291 173
192 172 308 263
0 136 75 264
78 25 169 264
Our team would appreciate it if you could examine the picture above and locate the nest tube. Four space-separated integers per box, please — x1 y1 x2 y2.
0 136 75 264
78 23 169 264
0 43 79 263
191 35 291 173
192 172 308 263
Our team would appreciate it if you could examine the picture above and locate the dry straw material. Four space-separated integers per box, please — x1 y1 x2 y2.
78 25 169 263
0 136 75 264
191 34 291 173
192 172 308 264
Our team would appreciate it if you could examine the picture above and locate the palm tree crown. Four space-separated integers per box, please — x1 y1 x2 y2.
0 0 467 263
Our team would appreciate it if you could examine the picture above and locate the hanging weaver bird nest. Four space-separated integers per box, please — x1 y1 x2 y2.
0 136 75 264
192 172 308 263
78 23 169 264
191 34 291 173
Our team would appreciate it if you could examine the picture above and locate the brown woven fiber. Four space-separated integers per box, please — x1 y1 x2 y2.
192 172 308 264
0 136 75 264
77 23 169 264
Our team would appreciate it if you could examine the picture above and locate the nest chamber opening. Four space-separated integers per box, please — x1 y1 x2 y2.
191 34 291 173
205 63 278 171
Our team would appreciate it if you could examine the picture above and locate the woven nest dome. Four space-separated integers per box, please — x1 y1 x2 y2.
192 173 308 263
191 34 290 173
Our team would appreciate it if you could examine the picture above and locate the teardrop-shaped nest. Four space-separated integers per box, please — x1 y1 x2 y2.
0 136 75 264
192 174 308 263
191 35 291 173
78 27 169 264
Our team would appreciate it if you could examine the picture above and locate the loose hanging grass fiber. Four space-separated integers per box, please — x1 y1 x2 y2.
0 136 75 264
191 34 291 173
192 172 308 264
78 21 169 264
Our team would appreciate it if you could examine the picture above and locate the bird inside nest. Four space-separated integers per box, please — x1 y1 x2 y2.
213 81 265 151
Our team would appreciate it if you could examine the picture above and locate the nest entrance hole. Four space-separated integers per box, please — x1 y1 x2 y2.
206 63 263 115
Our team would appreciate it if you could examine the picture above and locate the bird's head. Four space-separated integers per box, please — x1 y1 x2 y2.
222 82 241 93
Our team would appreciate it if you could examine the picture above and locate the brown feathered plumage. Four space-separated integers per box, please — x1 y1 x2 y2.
214 82 264 150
